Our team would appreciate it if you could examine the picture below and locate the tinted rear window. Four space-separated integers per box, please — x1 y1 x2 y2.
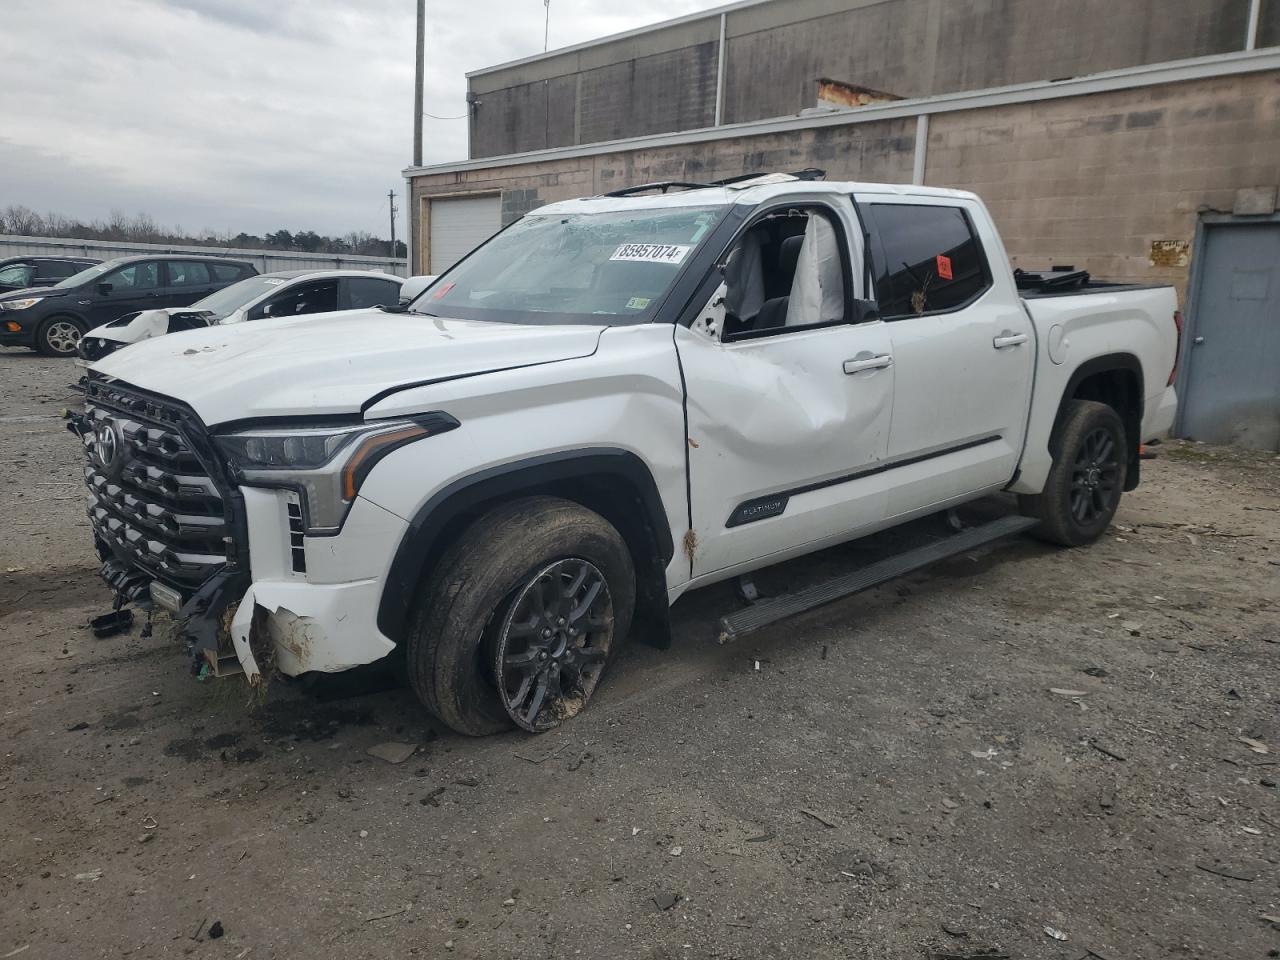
866 204 991 318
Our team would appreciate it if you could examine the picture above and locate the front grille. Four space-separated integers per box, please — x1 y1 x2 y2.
82 378 236 595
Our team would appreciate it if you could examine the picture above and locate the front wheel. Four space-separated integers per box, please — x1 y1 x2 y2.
1020 399 1128 546
35 317 86 357
406 496 635 736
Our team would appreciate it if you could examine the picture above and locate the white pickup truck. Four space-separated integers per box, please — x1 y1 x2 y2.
75 174 1180 735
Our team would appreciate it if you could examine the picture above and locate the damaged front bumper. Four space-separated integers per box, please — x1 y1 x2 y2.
100 554 397 683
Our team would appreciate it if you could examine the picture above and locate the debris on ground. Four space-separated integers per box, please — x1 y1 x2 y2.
366 742 417 764
1195 862 1255 882
799 808 840 828
364 906 409 923
669 845 683 856
88 609 132 638
1044 925 1069 941
652 892 679 911
420 787 446 807
1049 688 1089 697
1237 737 1269 754
1088 741 1127 762
453 776 480 787
74 870 102 881
208 921 224 939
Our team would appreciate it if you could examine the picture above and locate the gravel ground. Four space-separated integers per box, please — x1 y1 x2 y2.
1 350 1277 960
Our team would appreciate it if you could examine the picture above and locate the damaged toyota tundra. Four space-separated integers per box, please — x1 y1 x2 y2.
70 174 1181 736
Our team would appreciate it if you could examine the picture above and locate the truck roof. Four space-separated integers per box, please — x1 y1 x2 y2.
531 178 980 217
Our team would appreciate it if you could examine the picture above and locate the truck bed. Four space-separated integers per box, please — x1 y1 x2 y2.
1014 266 1172 299
1021 280 1173 299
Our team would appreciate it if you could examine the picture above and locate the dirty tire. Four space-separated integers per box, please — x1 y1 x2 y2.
1020 399 1128 547
35 316 86 357
406 496 635 736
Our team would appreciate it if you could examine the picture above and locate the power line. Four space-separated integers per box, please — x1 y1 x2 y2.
422 110 470 120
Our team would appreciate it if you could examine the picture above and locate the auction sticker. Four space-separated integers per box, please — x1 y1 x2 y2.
610 243 692 264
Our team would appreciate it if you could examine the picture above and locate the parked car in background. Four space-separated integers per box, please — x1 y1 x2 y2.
0 255 256 356
77 270 404 363
0 255 101 293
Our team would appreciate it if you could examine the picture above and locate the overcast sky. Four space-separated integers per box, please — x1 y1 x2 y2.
0 0 723 239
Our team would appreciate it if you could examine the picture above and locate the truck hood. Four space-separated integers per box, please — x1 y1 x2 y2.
89 310 605 425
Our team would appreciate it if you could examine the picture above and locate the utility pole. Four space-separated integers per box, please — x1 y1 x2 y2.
544 0 550 52
413 0 425 168
388 189 398 255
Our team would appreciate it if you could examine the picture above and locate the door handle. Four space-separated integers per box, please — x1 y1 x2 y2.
993 332 1029 349
843 354 893 374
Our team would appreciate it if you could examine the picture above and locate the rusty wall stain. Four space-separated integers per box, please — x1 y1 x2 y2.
816 78 903 110
1150 240 1190 268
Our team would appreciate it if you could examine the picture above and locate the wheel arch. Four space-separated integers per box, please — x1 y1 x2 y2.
1055 353 1144 491
376 448 676 650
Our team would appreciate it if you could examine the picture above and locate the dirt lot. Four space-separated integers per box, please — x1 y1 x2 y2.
1 350 1277 960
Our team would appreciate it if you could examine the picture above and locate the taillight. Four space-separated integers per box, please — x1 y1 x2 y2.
1168 309 1183 386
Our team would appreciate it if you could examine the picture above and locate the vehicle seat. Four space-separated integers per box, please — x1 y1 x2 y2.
755 234 805 329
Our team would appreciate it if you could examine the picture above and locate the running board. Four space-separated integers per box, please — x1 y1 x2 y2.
716 514 1039 643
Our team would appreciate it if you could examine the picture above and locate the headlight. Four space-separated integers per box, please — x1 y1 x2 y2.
1 297 44 311
216 412 459 533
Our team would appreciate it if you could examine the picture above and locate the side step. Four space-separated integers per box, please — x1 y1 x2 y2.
717 514 1039 643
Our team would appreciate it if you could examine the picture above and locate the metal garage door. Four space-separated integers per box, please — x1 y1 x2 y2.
429 195 501 274
1179 220 1280 451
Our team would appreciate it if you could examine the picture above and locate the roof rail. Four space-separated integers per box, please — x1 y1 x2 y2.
603 181 713 198
710 168 828 186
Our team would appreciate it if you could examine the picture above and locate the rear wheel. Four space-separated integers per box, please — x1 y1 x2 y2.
35 316 85 357
1020 399 1128 546
406 496 635 736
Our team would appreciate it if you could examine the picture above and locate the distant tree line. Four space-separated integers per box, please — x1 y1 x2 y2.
0 205 406 259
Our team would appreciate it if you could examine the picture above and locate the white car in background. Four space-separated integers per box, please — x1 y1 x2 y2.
77 269 406 363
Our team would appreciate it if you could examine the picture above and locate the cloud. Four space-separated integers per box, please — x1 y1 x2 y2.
0 0 724 238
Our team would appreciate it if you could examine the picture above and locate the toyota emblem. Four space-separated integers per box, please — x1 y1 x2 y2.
95 421 120 472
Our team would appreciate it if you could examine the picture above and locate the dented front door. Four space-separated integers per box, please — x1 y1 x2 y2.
675 319 894 579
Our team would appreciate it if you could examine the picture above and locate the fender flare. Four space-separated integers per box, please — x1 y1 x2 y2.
376 448 675 643
1055 352 1145 489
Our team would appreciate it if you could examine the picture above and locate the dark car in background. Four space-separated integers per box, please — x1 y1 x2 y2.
0 256 101 293
0 254 257 356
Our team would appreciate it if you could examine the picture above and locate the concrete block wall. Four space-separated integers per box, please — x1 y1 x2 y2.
414 72 1280 302
926 71 1280 302
469 0 1266 159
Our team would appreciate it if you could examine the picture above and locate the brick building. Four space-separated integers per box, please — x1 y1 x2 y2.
404 0 1280 447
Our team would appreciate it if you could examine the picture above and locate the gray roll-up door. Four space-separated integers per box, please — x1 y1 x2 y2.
429 195 501 274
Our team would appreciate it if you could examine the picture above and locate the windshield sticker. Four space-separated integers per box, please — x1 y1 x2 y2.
610 243 692 265
431 281 456 300
625 297 652 310
262 278 286 285
935 255 953 281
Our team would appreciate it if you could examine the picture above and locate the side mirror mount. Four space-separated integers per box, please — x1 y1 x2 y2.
96 281 113 295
